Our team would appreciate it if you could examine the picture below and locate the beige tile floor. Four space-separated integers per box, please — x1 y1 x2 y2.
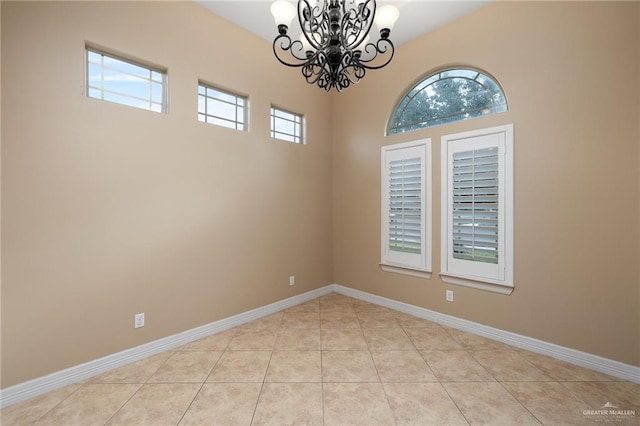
2 292 639 425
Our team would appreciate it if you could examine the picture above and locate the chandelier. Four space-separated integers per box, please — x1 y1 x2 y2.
270 0 399 92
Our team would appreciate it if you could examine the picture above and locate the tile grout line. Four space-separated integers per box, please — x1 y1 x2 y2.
366 337 398 426
101 383 144 426
319 315 326 426
439 382 472 426
248 318 280 425
496 381 545 425
27 382 85 426
175 342 228 425
104 351 181 425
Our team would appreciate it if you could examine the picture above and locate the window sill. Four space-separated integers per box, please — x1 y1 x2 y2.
440 273 514 295
380 264 432 279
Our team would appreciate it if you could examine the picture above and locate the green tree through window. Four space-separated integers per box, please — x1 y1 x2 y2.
389 68 507 134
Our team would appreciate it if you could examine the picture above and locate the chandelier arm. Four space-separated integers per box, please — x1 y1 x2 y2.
302 64 324 85
355 38 395 70
315 65 331 91
340 0 375 49
341 66 366 84
301 51 329 85
273 34 313 67
299 0 329 51
338 51 366 86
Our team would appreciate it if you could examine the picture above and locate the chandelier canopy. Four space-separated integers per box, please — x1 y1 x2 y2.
271 0 399 92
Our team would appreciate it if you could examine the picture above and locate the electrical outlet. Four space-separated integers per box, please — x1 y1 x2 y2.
446 290 454 302
289 275 295 286
134 313 145 329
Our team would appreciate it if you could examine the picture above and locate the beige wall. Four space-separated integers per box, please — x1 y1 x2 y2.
0 0 3 388
2 0 639 390
332 1 640 366
1 1 333 387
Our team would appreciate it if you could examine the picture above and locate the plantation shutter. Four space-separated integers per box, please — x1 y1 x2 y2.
388 157 422 254
381 139 431 275
452 147 499 264
441 125 513 291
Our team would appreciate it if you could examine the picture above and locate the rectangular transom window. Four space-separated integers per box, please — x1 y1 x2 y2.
198 83 247 131
381 139 432 278
270 106 303 144
441 124 513 294
86 47 167 113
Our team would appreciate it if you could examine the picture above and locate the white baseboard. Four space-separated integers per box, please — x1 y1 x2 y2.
329 284 640 384
2 283 638 408
0 286 332 408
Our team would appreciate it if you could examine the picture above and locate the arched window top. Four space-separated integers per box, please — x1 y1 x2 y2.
388 67 508 135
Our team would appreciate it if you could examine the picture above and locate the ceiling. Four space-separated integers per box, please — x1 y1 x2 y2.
195 1 490 47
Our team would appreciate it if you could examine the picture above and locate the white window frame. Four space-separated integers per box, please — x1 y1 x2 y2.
86 46 167 113
387 67 508 135
270 106 304 144
381 139 432 278
441 124 514 294
197 82 248 131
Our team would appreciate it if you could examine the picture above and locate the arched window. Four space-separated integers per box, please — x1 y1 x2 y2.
388 68 507 135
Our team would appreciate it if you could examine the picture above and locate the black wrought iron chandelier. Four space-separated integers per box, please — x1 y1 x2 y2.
271 0 399 92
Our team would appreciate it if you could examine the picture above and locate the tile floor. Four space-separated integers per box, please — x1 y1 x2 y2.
2 292 638 425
